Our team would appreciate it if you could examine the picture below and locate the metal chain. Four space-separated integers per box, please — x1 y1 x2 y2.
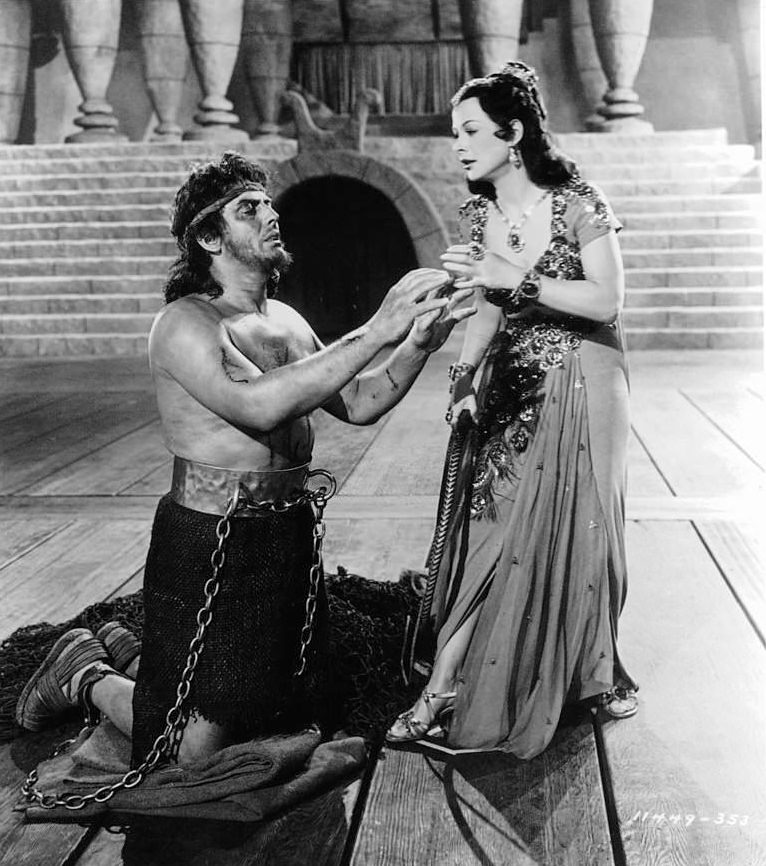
22 470 335 812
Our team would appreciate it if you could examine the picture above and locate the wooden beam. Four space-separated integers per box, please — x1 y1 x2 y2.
352 718 614 865
600 521 766 863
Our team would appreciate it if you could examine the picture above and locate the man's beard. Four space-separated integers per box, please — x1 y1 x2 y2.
225 233 293 277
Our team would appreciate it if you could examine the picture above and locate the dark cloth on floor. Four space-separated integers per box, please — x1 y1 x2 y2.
132 494 327 766
19 718 365 823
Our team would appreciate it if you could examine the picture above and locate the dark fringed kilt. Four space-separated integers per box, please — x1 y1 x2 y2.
131 495 327 766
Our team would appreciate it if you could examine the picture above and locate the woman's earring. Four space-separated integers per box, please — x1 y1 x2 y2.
508 146 522 169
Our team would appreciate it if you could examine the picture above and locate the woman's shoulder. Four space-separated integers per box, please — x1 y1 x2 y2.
556 176 616 233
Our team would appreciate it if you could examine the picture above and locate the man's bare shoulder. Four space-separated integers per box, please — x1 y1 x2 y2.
149 296 223 364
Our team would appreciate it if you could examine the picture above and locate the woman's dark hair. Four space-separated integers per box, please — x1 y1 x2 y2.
451 61 577 198
164 151 272 304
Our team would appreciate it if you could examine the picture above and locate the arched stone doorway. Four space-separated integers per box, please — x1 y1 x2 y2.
272 151 449 341
276 176 417 339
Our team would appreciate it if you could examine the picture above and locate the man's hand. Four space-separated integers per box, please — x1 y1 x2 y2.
409 286 476 353
440 245 524 291
368 268 454 346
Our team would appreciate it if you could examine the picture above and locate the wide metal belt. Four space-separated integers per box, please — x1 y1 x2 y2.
169 456 313 516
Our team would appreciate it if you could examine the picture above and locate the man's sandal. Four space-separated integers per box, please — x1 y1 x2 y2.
95 621 141 673
600 686 639 719
385 689 457 743
16 627 112 731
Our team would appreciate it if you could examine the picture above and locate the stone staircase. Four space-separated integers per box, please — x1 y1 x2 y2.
0 129 761 356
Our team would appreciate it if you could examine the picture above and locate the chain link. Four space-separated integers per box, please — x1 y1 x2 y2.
22 471 335 812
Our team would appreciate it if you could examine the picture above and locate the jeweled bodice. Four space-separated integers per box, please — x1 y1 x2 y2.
460 178 618 519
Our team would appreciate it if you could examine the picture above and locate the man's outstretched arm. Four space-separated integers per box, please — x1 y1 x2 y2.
149 269 451 433
321 286 476 425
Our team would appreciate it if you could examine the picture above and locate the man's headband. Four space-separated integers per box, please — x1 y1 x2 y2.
186 182 266 234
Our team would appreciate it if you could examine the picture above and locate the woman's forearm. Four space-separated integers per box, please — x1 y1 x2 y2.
458 296 502 369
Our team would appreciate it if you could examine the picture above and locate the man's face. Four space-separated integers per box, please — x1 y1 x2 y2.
219 189 290 272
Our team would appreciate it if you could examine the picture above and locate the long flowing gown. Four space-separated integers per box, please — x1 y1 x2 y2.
430 178 637 759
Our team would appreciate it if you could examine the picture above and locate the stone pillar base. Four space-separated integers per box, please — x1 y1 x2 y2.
592 117 655 133
65 129 128 143
183 125 249 142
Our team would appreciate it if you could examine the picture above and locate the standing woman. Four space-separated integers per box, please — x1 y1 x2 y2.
388 61 638 758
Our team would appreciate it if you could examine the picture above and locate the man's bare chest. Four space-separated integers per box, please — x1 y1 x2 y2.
225 316 313 372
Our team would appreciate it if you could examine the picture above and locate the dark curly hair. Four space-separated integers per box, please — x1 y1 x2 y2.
451 61 577 199
164 151 274 304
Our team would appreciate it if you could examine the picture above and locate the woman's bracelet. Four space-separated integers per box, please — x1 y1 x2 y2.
448 362 476 382
517 267 542 301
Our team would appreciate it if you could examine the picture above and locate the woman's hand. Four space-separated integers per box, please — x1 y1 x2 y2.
440 245 525 291
447 391 478 430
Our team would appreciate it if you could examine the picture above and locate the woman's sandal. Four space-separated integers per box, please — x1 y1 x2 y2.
600 686 639 719
385 689 457 743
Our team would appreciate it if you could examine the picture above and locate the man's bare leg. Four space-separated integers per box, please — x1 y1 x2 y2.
90 659 227 763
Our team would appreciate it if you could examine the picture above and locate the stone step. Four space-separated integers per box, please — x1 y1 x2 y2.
0 188 177 207
0 312 155 335
0 238 176 259
2 325 760 358
0 256 168 277
0 275 164 295
624 327 764 351
0 333 149 358
3 213 757 244
0 293 162 315
0 143 756 177
622 247 762 268
2 233 758 261
383 154 760 180
625 287 762 308
0 128 730 164
619 211 761 231
417 173 761 198
1 159 759 191
0 171 186 193
438 191 763 228
618 229 762 249
3 288 755 315
0 138 297 162
623 305 763 329
1 175 759 211
364 128 732 157
0 204 170 225
0 221 168 241
626 265 762 288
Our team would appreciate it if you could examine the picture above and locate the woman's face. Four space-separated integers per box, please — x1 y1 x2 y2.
451 97 511 183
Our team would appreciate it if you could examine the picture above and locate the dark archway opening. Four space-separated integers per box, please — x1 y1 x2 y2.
276 176 418 341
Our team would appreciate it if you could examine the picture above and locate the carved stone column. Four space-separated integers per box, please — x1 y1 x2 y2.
0 0 32 143
242 0 292 136
458 0 523 77
588 0 654 132
136 0 189 141
180 0 248 141
58 0 127 142
567 0 607 130
735 0 761 146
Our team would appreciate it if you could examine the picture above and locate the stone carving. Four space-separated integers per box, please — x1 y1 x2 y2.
281 87 382 152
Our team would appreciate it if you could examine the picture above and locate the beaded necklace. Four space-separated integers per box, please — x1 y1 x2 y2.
492 188 551 254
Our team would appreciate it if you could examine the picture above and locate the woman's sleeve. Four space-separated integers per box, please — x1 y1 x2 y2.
572 182 622 249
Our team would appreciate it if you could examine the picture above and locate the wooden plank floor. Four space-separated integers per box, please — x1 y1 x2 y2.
0 345 763 865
